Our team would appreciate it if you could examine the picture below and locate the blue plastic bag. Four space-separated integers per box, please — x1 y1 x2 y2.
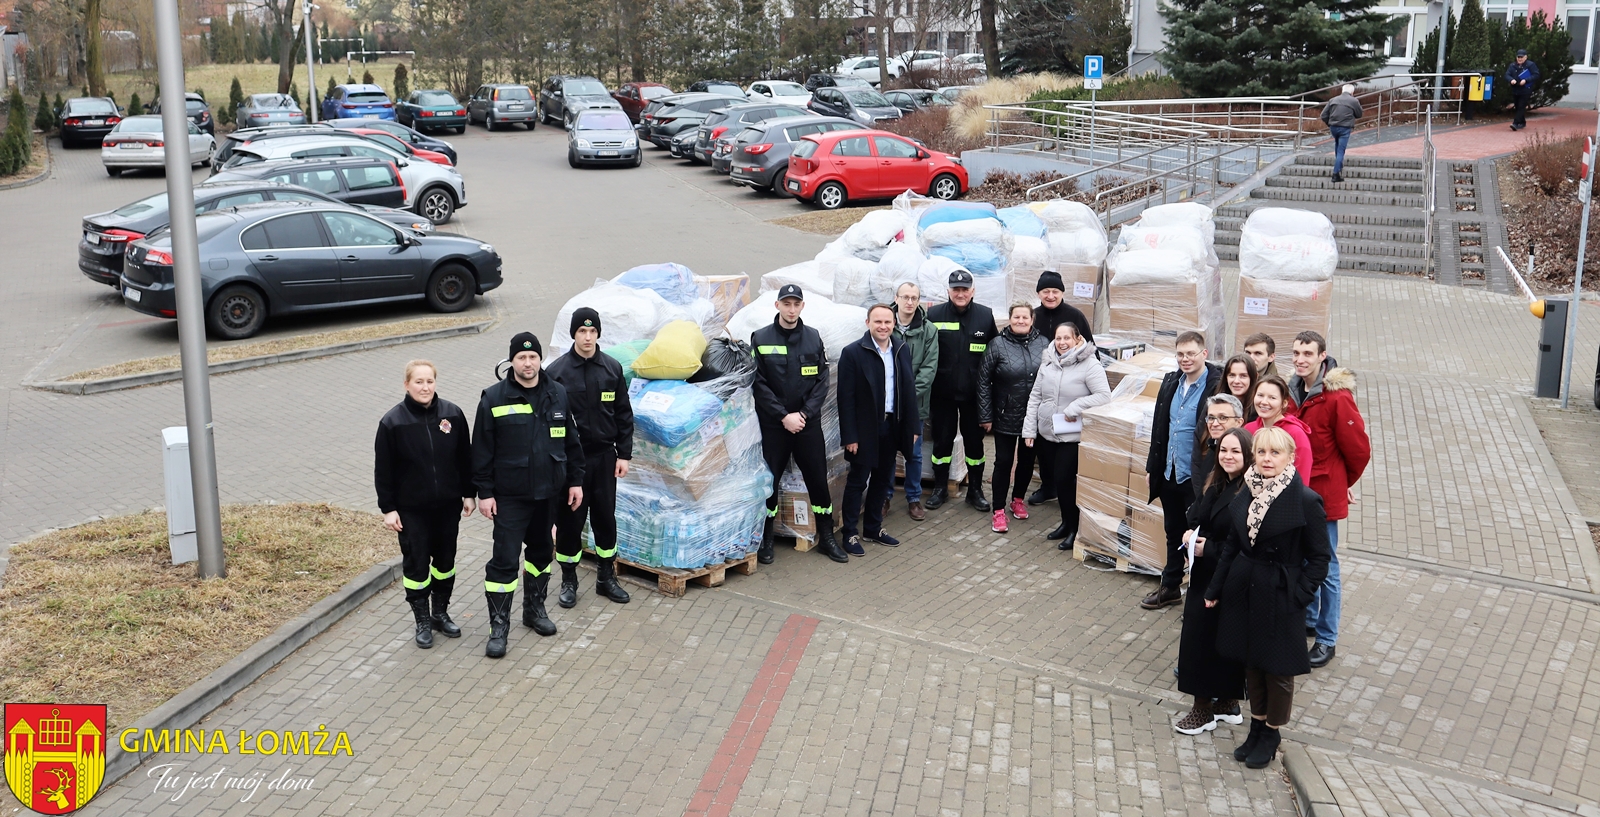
997 205 1048 238
613 262 697 305
918 201 999 230
630 379 724 447
930 242 1005 276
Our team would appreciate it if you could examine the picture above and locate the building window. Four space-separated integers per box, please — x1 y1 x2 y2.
1388 14 1413 60
1485 0 1526 24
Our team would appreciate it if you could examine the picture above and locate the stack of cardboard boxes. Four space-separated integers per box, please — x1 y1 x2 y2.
1076 373 1168 575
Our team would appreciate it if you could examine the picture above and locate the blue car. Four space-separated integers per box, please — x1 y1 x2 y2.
321 84 396 122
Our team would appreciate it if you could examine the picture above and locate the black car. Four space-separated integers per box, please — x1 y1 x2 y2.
148 92 215 135
57 97 122 147
726 115 863 193
324 118 458 164
538 75 622 128
693 102 810 166
120 202 502 339
640 93 744 149
803 73 871 93
79 175 433 286
808 86 903 126
686 79 747 100
884 88 955 114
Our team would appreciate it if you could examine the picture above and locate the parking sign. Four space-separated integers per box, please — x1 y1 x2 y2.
1084 55 1103 90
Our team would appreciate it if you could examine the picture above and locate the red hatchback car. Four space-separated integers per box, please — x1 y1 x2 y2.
612 82 675 124
785 129 967 209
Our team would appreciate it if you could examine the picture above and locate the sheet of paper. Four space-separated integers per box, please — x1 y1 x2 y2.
1052 413 1082 435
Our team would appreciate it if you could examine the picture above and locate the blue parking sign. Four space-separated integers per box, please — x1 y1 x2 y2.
1084 55 1103 79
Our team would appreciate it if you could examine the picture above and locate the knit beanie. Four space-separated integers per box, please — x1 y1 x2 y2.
509 331 542 360
570 307 602 338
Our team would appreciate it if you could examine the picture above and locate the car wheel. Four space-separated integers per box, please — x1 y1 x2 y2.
207 284 267 340
485 112 496 131
454 126 465 135
631 151 642 168
930 173 961 200
568 148 581 168
526 121 537 131
771 166 789 196
106 166 121 177
815 180 846 210
417 186 457 224
426 264 476 313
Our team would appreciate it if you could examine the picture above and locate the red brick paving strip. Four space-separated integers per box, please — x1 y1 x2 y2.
684 613 819 817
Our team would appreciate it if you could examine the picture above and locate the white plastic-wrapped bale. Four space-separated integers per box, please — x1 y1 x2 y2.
724 290 868 359
552 281 694 355
871 240 929 303
1103 203 1225 353
760 260 833 299
817 243 879 307
1006 235 1049 307
1235 207 1338 370
1133 201 1218 269
836 209 912 260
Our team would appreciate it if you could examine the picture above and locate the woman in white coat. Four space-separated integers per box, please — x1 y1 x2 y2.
1022 322 1111 548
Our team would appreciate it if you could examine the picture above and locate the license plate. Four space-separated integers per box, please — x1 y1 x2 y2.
86 233 100 245
123 287 141 302
508 104 525 110
598 150 618 157
119 142 141 149
787 180 800 191
85 119 104 126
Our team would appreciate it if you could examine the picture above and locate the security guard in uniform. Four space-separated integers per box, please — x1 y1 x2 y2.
753 284 848 564
548 308 634 608
473 332 585 659
925 269 998 512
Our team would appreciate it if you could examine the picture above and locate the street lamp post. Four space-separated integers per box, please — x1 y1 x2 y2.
153 0 226 578
303 0 318 123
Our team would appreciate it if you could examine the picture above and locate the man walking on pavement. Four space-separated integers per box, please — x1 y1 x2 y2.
753 284 848 564
1289 331 1371 669
838 304 920 555
1320 85 1362 184
473 332 586 659
888 282 938 521
1029 270 1094 506
1141 331 1221 610
548 308 634 609
1506 50 1540 130
925 269 998 513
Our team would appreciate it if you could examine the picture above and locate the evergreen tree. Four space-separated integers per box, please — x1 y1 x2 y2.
1001 0 1130 76
35 91 53 130
1160 0 1403 96
1451 0 1491 72
362 69 375 85
127 92 142 115
1416 10 1572 109
228 76 245 121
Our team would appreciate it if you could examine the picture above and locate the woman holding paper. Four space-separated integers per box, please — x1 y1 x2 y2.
1021 321 1111 548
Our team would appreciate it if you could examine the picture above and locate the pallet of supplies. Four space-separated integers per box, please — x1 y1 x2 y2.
1234 207 1337 371
1074 373 1165 575
1105 202 1225 354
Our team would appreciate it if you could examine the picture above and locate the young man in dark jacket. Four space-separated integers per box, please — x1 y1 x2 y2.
837 305 920 553
1028 270 1093 505
925 269 998 512
547 308 635 609
472 332 586 658
1506 50 1540 130
1141 330 1221 610
375 360 476 649
752 285 847 564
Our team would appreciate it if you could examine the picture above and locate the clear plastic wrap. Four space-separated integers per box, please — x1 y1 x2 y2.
694 273 753 332
1006 236 1050 308
1233 277 1335 372
1075 381 1164 574
630 378 725 447
553 280 694 354
724 291 868 359
1234 207 1336 370
613 262 698 305
603 338 652 385
1104 204 1225 354
837 209 912 260
760 260 833 299
871 240 929 303
997 205 1048 238
818 247 879 307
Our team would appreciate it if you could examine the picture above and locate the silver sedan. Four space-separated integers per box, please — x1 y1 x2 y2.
235 94 307 128
100 116 215 176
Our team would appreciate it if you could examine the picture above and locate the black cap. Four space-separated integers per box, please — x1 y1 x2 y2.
1036 270 1065 293
948 269 974 288
509 331 542 360
777 284 804 301
1516 49 1528 56
570 307 602 338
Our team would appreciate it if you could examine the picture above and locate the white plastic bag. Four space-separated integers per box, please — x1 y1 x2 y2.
1047 230 1109 267
760 260 834 299
553 282 693 354
872 241 929 303
1116 224 1211 269
920 217 1007 249
838 209 911 259
1107 248 1200 285
1239 207 1338 282
725 291 868 358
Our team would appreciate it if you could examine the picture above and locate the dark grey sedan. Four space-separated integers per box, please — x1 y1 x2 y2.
726 115 864 193
119 202 502 339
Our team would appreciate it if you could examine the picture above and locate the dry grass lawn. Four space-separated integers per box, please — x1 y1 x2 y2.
769 206 889 236
62 315 481 382
105 59 410 118
0 504 393 735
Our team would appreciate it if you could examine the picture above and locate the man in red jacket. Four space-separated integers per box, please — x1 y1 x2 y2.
1289 331 1370 669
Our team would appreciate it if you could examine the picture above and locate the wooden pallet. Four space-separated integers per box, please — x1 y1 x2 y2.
610 553 759 598
1073 539 1162 576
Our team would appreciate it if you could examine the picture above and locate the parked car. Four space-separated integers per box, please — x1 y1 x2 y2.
898 50 949 71
319 83 396 122
325 118 458 165
611 82 674 124
639 93 744 149
835 56 905 84
884 88 955 114
568 110 641 168
808 86 902 126
206 158 412 210
686 80 747 99
235 94 307 129
148 92 215 135
937 85 976 101
396 89 468 133
213 124 344 170
119 202 502 339
57 97 122 147
539 76 622 128
466 84 537 130
669 126 699 159
726 115 863 193
79 176 431 286
747 80 812 105
951 53 986 71
220 134 466 224
339 126 453 166
785 129 967 209
101 115 215 176
803 73 872 93
694 102 811 165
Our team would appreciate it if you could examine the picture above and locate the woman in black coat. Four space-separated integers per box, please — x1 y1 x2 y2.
977 304 1048 533
1204 425 1331 769
1174 425 1251 735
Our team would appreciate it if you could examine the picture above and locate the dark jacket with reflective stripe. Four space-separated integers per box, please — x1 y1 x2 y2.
374 394 474 513
546 349 635 460
751 317 829 423
471 374 585 501
926 300 997 402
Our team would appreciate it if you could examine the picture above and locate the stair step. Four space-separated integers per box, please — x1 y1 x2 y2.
1264 176 1424 193
1295 154 1424 170
1215 233 1427 258
1215 246 1430 273
1215 218 1425 243
1216 202 1426 229
1280 164 1424 182
1249 187 1425 207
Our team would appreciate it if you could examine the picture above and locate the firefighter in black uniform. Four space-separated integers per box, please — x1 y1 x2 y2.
548 308 634 608
375 359 476 649
925 268 998 512
473 332 586 659
753 284 848 564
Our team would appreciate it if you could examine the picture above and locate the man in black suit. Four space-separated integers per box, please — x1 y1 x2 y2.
836 304 921 556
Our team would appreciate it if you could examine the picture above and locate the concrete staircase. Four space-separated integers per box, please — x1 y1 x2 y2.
1215 154 1429 276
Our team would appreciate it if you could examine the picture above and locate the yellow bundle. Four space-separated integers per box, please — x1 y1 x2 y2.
631 320 707 380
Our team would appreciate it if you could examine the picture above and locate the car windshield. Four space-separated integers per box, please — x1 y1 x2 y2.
185 100 208 112
843 89 891 107
642 86 672 100
70 99 118 115
114 117 164 132
578 112 631 130
771 84 808 96
565 80 608 96
253 94 298 109
113 192 170 217
347 92 390 104
416 91 455 105
496 87 533 100
705 83 741 94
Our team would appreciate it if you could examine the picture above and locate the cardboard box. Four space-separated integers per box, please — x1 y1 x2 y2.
1233 277 1334 374
695 273 753 332
1104 351 1175 389
1127 501 1169 572
1078 476 1129 518
1078 507 1124 551
776 466 850 542
1077 444 1129 486
1107 282 1203 351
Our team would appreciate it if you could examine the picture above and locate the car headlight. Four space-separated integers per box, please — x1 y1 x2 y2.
854 110 871 123
949 156 963 166
623 137 637 148
575 139 591 149
411 222 435 232
478 243 494 253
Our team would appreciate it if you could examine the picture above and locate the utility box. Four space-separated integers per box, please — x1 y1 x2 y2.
1536 298 1568 399
161 426 198 565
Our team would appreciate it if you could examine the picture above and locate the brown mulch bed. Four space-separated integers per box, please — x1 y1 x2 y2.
1499 132 1600 294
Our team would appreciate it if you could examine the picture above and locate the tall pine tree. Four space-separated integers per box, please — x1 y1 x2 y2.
1001 0 1130 75
1160 0 1403 96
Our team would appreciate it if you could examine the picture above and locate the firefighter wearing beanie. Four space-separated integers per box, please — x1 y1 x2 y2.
472 332 585 658
546 308 635 608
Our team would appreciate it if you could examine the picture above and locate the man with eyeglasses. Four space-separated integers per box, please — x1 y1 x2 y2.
1140 331 1220 610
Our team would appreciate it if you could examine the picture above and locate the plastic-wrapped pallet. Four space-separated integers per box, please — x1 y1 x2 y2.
1235 207 1337 372
552 280 694 355
917 202 1013 319
816 209 913 306
1105 203 1225 354
770 367 846 544
1024 200 1108 323
1075 372 1165 575
725 291 868 359
870 240 930 304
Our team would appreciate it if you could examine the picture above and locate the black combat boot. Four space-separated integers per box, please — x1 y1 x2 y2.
557 563 580 609
965 465 990 512
408 597 433 649
1233 718 1264 762
484 591 513 658
430 584 461 638
597 558 631 603
757 515 776 564
924 464 950 509
814 514 849 563
522 571 557 636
